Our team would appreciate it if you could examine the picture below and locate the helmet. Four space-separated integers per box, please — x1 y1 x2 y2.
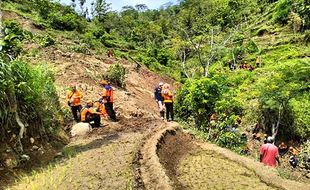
69 83 76 88
289 146 294 151
163 83 170 89
159 82 164 86
100 80 108 85
267 136 274 143
86 100 93 106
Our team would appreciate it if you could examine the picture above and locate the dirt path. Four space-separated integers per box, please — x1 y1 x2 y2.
156 129 310 190
6 118 164 190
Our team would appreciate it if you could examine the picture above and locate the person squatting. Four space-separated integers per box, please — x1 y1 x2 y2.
66 80 117 128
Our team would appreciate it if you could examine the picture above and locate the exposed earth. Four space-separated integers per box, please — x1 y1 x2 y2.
2 10 310 190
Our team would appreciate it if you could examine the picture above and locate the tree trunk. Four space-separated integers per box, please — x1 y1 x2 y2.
272 104 282 142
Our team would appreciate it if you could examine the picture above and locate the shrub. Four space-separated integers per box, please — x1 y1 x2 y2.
16 3 32 13
68 43 91 54
273 0 293 24
103 63 127 88
48 12 86 32
217 131 244 150
249 60 310 139
304 30 310 44
36 34 55 47
0 59 63 145
246 40 259 53
147 47 170 66
288 12 302 33
33 0 52 19
175 77 224 129
0 20 32 58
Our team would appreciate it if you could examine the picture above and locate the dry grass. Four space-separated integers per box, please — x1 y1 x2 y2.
6 133 142 190
178 149 275 190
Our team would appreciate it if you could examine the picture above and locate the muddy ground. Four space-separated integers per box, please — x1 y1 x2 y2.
5 118 165 190
157 130 197 189
2 9 310 190
157 131 274 190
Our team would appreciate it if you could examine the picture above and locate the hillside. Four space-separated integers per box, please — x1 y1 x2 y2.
0 0 310 189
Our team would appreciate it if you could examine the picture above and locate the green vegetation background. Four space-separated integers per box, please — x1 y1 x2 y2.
1 0 310 157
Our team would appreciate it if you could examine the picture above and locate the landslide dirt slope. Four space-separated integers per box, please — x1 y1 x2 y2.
2 10 175 190
4 36 174 190
3 9 310 190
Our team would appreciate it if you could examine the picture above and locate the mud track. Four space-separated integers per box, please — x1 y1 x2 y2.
5 118 164 190
6 120 310 190
138 125 310 190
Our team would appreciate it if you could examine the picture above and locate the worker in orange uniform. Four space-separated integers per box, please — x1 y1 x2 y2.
94 101 107 117
99 80 117 121
80 100 102 128
161 83 174 121
256 56 261 68
66 84 83 122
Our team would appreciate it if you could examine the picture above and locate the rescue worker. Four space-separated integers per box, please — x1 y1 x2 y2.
154 82 165 119
66 84 83 122
256 56 261 68
260 136 280 167
278 142 288 157
99 80 117 121
107 49 114 58
94 101 107 117
80 100 102 128
288 146 299 156
210 113 217 127
161 83 174 121
289 155 298 168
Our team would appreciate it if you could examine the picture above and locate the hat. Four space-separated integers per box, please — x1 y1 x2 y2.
267 136 274 143
86 100 93 105
289 146 294 150
69 83 76 88
159 82 164 86
100 80 108 85
163 83 170 89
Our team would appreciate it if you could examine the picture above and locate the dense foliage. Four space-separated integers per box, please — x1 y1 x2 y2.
1 0 310 150
103 63 127 88
0 11 64 158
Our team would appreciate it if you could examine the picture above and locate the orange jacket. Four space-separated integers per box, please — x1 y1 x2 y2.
100 87 114 103
81 107 101 122
66 90 83 106
162 90 173 103
94 102 107 116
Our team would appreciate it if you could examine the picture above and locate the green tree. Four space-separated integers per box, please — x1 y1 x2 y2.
91 0 111 22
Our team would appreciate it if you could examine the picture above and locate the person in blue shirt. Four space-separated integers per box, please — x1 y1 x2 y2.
154 82 165 119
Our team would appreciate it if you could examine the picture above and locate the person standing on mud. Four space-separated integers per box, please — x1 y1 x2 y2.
154 82 165 119
99 80 117 122
259 137 280 167
66 83 83 122
162 83 174 121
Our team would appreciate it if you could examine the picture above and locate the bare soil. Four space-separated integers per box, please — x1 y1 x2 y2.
5 118 165 190
157 130 197 189
2 9 310 190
